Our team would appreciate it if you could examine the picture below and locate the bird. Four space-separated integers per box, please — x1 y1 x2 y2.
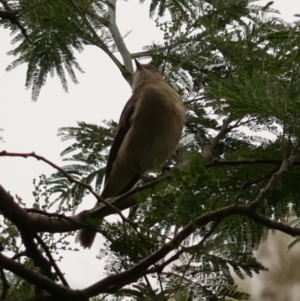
76 59 186 248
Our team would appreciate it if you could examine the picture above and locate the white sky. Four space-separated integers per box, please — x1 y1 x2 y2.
0 0 299 291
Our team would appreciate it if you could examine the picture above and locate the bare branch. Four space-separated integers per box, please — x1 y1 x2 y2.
106 0 134 84
250 158 293 208
206 158 300 168
0 151 134 226
20 232 53 280
11 251 27 260
147 220 221 275
82 202 300 296
0 253 86 301
35 235 69 287
201 115 235 161
0 0 31 43
67 0 128 81
2 179 300 298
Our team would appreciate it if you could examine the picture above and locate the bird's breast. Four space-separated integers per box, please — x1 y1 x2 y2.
128 84 185 171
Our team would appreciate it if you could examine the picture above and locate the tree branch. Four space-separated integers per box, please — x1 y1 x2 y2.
0 0 31 43
0 170 168 235
20 232 53 280
35 235 69 287
206 158 300 168
82 202 300 296
106 0 134 85
146 220 221 275
0 253 86 301
2 186 300 297
201 115 235 161
250 157 294 208
0 147 298 298
0 151 135 226
1 268 9 299
67 0 126 76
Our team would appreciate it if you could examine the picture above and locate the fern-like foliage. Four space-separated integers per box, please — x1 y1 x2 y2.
45 121 115 208
2 0 111 100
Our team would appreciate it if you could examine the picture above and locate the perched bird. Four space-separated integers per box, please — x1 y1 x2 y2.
76 59 186 248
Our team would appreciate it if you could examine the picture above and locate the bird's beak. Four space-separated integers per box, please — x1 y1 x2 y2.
134 59 143 71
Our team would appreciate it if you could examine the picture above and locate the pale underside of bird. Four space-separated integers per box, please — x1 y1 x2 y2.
76 60 186 248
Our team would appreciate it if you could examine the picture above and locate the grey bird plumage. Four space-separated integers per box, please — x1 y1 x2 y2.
76 60 186 248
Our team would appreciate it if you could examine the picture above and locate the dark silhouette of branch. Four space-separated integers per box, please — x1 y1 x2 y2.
201 115 235 161
2 200 300 299
0 146 298 299
0 150 172 237
20 232 54 280
0 151 138 226
0 253 86 301
26 209 81 226
82 203 300 296
0 0 31 43
250 158 293 208
1 180 300 298
35 235 69 287
147 220 221 275
207 158 300 168
1 268 9 299
11 251 27 260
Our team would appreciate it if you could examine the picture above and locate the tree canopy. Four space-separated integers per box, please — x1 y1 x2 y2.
1 0 300 300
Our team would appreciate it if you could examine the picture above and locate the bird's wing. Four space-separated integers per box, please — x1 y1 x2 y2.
104 93 138 184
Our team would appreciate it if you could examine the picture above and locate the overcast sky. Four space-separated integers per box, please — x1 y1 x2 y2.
0 0 299 290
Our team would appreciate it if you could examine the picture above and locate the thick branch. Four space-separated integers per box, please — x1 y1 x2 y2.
2 183 300 297
83 203 300 296
0 253 86 301
83 157 295 295
0 147 298 297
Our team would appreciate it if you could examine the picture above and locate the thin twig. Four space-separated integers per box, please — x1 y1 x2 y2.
206 158 300 168
147 220 221 275
27 209 79 224
35 234 69 288
0 151 133 227
250 158 293 208
11 251 27 260
20 232 54 281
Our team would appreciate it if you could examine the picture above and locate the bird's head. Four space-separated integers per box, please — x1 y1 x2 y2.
132 59 163 90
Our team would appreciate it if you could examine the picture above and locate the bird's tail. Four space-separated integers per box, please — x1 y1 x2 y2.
75 228 97 249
